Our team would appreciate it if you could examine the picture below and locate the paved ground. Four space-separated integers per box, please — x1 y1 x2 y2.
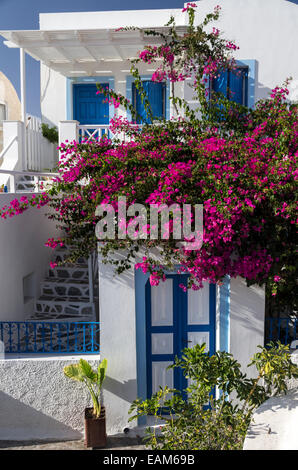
0 437 147 450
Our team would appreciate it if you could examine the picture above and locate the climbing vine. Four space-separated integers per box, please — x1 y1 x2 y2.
0 4 297 306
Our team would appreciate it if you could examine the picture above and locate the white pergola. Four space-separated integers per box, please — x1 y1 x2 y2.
0 26 187 166
0 25 188 98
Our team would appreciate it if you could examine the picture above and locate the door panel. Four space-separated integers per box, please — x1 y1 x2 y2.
188 331 210 351
187 284 209 325
152 361 174 395
146 275 216 398
151 279 173 326
151 333 173 354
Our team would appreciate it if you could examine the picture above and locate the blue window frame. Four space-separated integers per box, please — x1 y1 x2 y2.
66 76 115 121
73 83 109 125
211 67 249 106
132 80 166 124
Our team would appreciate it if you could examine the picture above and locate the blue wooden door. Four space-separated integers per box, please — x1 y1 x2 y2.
73 83 109 124
132 80 165 124
146 275 216 398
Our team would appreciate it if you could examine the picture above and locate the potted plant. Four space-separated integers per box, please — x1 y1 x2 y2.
64 358 108 448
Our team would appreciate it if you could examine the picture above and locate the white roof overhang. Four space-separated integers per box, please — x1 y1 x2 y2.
0 27 188 77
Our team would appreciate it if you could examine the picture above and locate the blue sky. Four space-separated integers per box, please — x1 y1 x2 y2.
0 0 184 116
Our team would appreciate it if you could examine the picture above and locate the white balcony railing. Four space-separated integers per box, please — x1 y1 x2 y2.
78 124 115 142
78 123 141 143
0 169 58 193
26 116 58 171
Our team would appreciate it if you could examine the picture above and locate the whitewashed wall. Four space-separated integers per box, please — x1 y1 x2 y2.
230 278 265 378
0 71 21 152
40 0 298 127
99 257 138 436
0 194 60 321
0 356 101 440
39 8 185 30
192 0 298 103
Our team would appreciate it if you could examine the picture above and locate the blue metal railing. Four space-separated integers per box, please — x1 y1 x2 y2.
266 317 298 347
0 321 100 354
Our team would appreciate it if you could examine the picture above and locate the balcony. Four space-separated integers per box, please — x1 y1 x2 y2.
0 320 100 356
59 120 141 146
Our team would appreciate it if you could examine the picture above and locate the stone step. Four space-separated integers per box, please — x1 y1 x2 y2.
16 175 54 192
33 296 96 320
16 182 35 192
40 278 97 298
17 175 50 182
54 253 88 265
48 264 89 281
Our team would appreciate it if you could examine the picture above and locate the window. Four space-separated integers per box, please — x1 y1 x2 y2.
132 80 166 124
0 103 6 123
211 67 248 106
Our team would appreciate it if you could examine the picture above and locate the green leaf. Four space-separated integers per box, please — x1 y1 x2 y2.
98 359 108 388
78 359 97 382
63 364 84 382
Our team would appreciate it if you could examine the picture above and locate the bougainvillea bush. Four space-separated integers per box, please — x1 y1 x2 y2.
1 4 297 306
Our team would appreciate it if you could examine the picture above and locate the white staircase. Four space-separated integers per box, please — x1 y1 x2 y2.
15 174 35 192
22 244 98 352
30 245 97 322
15 174 54 192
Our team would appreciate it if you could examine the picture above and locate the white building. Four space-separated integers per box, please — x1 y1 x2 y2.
0 71 21 153
0 0 296 440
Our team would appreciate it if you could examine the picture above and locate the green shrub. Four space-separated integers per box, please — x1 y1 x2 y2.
129 342 298 450
41 123 58 144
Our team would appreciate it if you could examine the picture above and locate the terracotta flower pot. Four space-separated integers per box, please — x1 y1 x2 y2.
84 406 107 448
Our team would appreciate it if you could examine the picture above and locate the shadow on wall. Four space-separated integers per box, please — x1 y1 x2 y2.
230 281 265 337
0 390 82 441
104 375 137 403
99 253 135 289
254 61 273 103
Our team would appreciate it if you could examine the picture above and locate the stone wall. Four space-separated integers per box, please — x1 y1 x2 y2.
0 355 101 441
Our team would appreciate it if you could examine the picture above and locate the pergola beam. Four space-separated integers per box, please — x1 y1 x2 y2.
0 26 187 78
75 30 99 62
4 37 163 48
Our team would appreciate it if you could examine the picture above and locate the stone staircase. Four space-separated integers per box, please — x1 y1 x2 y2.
15 175 35 192
15 174 54 192
22 244 98 352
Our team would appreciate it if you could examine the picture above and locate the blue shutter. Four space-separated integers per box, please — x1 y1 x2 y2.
212 68 248 106
133 81 165 124
229 68 248 105
147 81 164 121
212 71 228 97
133 82 147 124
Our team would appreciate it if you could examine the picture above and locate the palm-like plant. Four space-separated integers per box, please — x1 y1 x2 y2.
64 358 107 418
